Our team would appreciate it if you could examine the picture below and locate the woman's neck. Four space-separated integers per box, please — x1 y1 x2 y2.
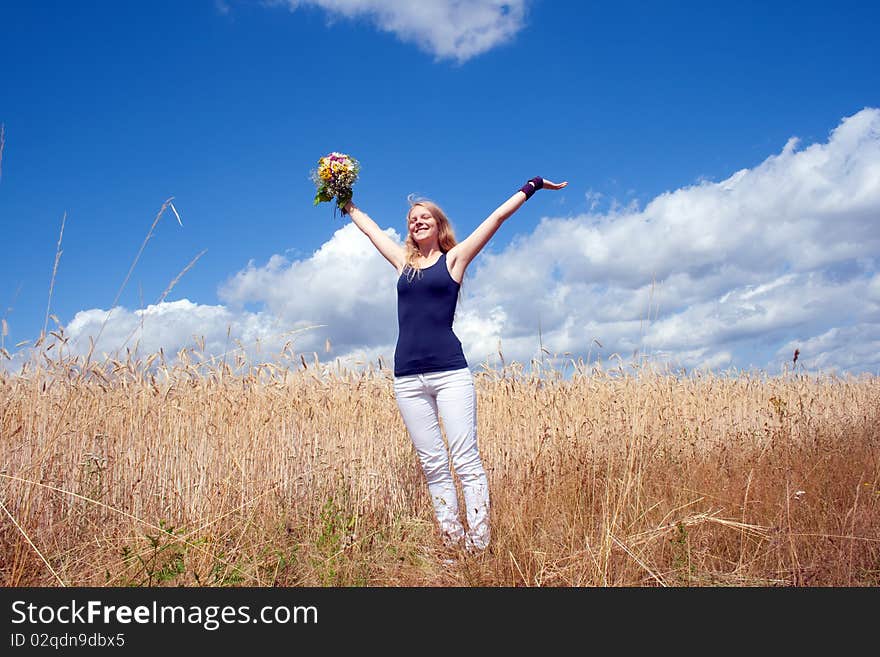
416 242 442 259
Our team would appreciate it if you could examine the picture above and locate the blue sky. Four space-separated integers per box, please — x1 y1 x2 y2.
1 0 879 374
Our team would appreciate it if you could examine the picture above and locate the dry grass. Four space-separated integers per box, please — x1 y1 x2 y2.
1 340 878 587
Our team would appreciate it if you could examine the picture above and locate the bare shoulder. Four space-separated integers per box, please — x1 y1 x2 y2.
446 245 465 271
445 246 466 284
391 243 408 266
383 243 408 275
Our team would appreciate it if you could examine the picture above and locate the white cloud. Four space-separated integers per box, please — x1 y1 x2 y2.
456 107 880 373
276 0 527 62
36 108 880 377
45 223 401 372
777 324 880 374
217 222 400 354
63 300 299 363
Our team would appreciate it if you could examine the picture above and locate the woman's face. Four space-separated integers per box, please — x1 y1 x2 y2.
408 205 438 243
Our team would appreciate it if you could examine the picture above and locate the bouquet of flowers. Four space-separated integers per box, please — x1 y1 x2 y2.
311 152 360 215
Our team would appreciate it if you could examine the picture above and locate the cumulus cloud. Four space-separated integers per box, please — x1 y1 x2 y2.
64 300 290 362
56 223 402 369
275 0 527 62
777 324 880 373
457 107 880 373
43 108 880 376
217 222 400 356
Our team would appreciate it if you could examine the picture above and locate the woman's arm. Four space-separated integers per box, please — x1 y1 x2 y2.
343 199 407 272
447 177 568 282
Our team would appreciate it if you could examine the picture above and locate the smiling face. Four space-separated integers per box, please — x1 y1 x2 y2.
403 199 457 266
407 204 439 244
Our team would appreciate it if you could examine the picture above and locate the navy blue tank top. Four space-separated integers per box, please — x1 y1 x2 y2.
394 252 468 377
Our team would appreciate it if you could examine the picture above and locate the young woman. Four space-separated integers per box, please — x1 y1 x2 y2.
343 175 568 552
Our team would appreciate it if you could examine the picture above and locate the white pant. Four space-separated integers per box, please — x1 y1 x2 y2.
393 367 490 550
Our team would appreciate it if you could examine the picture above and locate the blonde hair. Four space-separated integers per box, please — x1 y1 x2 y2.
403 195 458 281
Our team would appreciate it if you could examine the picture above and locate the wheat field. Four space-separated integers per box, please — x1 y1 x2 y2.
1 340 878 587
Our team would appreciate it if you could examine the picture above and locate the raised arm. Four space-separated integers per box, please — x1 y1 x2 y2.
343 199 406 272
447 176 568 282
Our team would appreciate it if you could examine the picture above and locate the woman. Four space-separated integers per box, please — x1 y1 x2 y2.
343 175 568 552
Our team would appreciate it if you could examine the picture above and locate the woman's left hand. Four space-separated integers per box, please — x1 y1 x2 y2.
542 179 568 190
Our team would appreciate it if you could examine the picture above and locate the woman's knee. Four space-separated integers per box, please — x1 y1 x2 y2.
452 451 487 480
418 453 452 483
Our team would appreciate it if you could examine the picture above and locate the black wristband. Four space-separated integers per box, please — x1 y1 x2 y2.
520 176 544 200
